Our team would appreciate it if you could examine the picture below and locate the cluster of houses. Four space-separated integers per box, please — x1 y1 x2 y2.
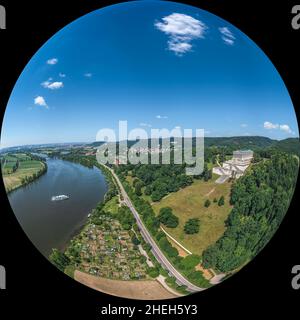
78 216 148 280
213 150 253 183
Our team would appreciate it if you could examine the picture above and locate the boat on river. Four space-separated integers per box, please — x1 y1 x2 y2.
51 195 69 201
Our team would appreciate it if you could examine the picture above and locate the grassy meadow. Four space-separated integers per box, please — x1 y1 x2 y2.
152 175 233 255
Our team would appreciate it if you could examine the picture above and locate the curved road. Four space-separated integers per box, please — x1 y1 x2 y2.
106 165 205 293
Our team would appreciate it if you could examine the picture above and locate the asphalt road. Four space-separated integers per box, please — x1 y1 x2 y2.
106 165 205 293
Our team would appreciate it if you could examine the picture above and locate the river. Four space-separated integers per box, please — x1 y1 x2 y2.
7 157 108 257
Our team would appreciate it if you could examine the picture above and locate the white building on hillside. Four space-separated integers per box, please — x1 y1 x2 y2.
213 150 253 183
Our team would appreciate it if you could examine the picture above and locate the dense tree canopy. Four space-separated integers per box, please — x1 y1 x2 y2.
202 153 299 273
184 218 200 234
117 163 193 202
158 207 179 228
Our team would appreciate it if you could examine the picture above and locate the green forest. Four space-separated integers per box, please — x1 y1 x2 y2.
202 153 299 273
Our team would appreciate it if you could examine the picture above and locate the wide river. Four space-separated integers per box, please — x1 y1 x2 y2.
7 157 107 257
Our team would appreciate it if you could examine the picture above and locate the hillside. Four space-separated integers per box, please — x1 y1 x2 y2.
273 138 300 156
204 136 274 149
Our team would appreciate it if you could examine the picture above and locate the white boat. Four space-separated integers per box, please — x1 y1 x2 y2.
51 195 69 201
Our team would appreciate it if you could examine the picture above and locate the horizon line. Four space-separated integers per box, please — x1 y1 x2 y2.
1 134 299 150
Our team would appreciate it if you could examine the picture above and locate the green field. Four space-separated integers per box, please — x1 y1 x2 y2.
152 175 233 255
1 153 45 192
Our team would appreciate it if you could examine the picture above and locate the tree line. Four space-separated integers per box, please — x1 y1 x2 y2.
202 152 299 273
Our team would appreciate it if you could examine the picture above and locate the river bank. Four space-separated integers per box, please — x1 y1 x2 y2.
8 157 108 256
2 153 47 193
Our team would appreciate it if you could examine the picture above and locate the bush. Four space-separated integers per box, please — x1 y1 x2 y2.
204 199 211 208
180 254 201 270
158 207 179 228
147 267 159 278
218 196 225 206
158 237 179 258
156 231 166 242
187 271 210 287
131 235 141 246
184 218 200 234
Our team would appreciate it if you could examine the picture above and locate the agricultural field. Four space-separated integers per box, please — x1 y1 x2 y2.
152 175 233 255
74 270 177 300
1 153 45 192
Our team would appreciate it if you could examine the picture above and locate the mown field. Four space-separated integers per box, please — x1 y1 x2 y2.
1 153 45 192
75 270 177 300
152 175 233 255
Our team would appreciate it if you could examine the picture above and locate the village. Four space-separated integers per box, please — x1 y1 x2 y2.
67 214 149 281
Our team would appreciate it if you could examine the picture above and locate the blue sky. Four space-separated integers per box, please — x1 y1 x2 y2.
1 0 299 147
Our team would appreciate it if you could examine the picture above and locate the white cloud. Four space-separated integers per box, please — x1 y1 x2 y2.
84 73 93 78
41 79 64 90
59 73 66 78
47 58 58 65
156 115 168 119
279 124 292 133
264 121 279 130
222 37 234 45
219 27 235 45
168 41 192 54
139 122 152 128
264 121 293 134
155 13 207 55
240 123 248 128
34 96 48 108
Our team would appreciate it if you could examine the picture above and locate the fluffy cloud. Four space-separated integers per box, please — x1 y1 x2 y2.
34 96 48 108
264 121 292 133
219 27 235 45
47 58 58 65
279 124 292 133
155 13 207 55
84 73 93 78
41 79 64 90
264 121 279 130
156 115 168 119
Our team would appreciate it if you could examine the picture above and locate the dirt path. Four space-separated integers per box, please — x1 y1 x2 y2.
204 187 215 197
74 270 178 300
195 264 214 280
161 226 192 255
